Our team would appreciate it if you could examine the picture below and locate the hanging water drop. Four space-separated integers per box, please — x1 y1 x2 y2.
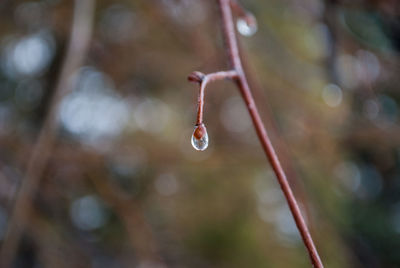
191 123 209 151
236 16 257 37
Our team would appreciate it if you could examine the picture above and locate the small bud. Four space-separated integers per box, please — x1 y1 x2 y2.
188 71 205 83
193 123 206 139
191 123 209 151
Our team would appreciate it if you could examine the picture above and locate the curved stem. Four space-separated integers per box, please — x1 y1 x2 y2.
217 0 324 267
192 70 238 125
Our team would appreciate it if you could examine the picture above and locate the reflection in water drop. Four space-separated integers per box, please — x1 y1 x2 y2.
191 123 208 151
236 17 257 36
180 129 213 161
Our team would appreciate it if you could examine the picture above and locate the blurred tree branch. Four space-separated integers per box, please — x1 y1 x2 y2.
0 0 96 266
89 167 165 266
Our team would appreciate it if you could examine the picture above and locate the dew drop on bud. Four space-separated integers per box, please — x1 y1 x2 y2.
236 17 257 37
191 123 209 151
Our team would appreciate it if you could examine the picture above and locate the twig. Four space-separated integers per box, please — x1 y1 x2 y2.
188 70 238 125
0 0 96 266
188 0 324 267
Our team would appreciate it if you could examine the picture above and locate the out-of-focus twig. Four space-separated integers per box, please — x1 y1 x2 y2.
88 166 165 266
0 0 96 266
28 210 88 268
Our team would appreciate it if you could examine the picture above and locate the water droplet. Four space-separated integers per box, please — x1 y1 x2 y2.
236 17 257 36
191 123 208 151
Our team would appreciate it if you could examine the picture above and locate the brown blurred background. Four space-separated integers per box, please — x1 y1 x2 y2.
0 0 399 267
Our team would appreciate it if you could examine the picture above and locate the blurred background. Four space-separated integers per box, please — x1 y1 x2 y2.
0 0 399 267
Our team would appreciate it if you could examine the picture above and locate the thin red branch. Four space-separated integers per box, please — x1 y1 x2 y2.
189 0 324 267
219 0 323 266
88 166 165 265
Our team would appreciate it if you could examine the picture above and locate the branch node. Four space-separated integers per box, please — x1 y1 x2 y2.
188 71 205 83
